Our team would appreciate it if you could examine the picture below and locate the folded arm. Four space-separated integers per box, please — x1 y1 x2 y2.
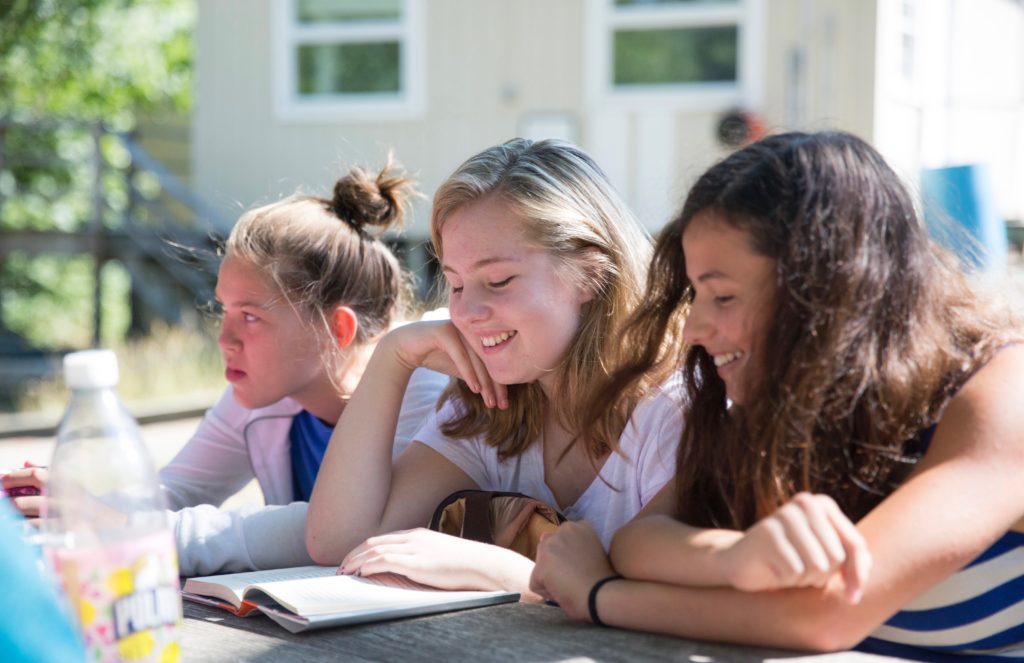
173 501 315 577
549 347 1024 650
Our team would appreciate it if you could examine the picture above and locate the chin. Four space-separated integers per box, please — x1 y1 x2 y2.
230 388 270 410
230 390 254 408
479 369 524 387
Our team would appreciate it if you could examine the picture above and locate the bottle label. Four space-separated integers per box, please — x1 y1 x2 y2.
51 530 182 663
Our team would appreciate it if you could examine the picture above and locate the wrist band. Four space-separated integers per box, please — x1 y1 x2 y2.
587 574 623 627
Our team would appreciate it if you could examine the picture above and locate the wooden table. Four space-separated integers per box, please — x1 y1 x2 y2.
181 600 905 662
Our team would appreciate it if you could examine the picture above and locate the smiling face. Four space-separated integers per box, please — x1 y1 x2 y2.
681 212 778 406
440 197 592 393
215 255 333 412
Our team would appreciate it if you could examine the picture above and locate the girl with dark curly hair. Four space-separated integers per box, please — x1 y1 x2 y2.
532 131 1024 660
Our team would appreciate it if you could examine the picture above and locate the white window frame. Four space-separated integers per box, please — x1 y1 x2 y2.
271 0 425 123
586 0 763 111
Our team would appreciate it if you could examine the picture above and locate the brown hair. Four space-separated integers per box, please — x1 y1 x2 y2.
225 158 415 394
603 131 1020 528
430 138 653 461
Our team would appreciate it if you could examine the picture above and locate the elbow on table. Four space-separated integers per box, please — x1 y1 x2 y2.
304 522 341 566
780 608 877 654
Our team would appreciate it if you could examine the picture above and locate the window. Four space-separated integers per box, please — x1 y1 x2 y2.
273 0 424 122
588 0 760 109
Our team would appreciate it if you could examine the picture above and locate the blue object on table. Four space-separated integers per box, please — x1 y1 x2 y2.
920 163 1007 274
0 499 84 662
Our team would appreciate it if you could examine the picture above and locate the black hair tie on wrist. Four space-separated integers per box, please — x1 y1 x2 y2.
588 574 623 627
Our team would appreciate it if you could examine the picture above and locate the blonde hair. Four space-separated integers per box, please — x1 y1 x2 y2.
226 159 415 395
430 138 652 461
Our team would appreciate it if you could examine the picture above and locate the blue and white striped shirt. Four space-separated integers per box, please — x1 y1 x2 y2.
859 530 1024 661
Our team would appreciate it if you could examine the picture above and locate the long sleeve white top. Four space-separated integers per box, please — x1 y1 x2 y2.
164 366 449 576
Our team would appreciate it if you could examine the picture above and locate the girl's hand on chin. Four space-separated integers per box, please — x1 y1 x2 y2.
716 492 872 603
338 528 508 591
530 522 614 622
385 321 508 409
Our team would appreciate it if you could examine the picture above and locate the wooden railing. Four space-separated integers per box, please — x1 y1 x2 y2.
0 119 230 394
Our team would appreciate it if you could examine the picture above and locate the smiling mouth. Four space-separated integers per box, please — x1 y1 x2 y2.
713 351 744 367
481 331 517 348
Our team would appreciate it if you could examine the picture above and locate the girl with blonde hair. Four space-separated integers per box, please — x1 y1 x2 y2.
307 138 683 598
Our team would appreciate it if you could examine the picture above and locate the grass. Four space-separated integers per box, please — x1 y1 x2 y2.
16 322 226 414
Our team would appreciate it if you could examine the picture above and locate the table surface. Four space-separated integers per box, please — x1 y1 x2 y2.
181 600 906 662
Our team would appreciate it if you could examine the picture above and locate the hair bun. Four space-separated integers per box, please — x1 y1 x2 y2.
330 157 414 233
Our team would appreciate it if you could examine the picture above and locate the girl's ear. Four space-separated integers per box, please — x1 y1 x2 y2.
331 306 359 349
576 246 607 304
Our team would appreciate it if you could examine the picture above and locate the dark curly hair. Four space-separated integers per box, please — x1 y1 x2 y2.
592 131 1020 528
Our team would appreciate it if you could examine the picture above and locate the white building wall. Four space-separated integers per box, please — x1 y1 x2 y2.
874 0 1024 221
195 0 770 238
196 0 1023 250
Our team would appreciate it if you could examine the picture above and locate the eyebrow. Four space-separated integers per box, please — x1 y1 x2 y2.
213 295 273 309
441 255 523 275
694 270 732 283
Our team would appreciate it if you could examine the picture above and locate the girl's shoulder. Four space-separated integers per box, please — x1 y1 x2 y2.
933 344 1024 454
949 343 1024 408
634 371 688 413
620 372 687 445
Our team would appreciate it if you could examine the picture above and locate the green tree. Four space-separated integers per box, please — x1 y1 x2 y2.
0 0 195 351
1 0 193 121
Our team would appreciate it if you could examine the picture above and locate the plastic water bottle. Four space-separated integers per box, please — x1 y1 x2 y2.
45 350 182 662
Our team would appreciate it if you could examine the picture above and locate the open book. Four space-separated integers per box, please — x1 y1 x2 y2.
182 565 519 633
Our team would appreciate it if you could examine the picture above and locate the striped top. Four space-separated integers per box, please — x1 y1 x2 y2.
857 348 1024 660
857 524 1024 661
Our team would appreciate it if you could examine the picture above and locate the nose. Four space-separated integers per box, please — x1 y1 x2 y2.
449 285 491 327
218 317 240 353
681 297 713 349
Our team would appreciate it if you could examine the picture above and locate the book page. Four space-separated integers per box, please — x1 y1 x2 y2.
183 565 336 607
251 574 508 617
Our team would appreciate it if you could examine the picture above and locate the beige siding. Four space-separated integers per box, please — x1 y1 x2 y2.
194 0 883 237
760 0 877 139
195 0 587 234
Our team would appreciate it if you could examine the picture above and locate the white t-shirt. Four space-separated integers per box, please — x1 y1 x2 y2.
414 377 684 549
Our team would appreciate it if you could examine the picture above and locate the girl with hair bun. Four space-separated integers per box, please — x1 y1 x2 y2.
7 159 449 576
530 131 1024 659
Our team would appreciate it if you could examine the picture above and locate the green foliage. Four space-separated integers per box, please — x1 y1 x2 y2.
0 0 203 401
1 253 131 349
0 0 194 122
0 0 195 234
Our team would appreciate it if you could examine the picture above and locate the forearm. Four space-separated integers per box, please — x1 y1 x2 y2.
610 515 741 586
478 544 542 601
595 578 867 652
173 502 314 577
306 338 414 563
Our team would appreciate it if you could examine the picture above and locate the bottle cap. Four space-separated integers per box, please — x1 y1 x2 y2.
63 349 120 389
